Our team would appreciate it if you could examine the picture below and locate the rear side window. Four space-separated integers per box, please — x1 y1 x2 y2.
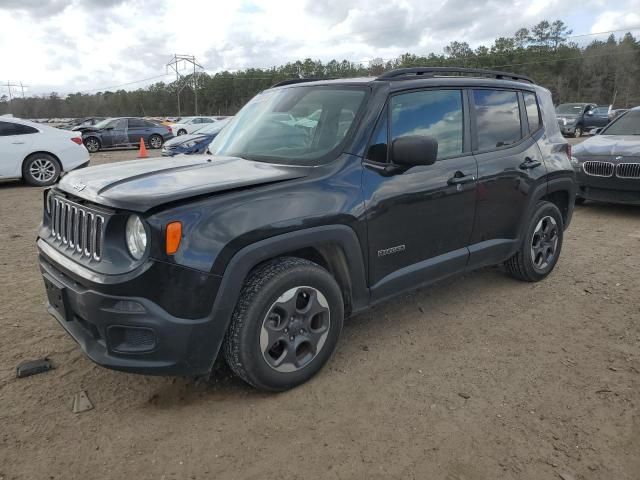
390 89 464 159
0 121 38 136
473 90 522 150
523 92 542 132
128 118 146 128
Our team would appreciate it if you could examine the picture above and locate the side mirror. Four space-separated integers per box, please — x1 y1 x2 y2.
586 110 594 116
392 135 438 167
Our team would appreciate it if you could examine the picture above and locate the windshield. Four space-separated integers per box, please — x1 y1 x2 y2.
94 118 114 129
601 110 640 135
194 118 230 134
208 86 367 165
556 104 585 115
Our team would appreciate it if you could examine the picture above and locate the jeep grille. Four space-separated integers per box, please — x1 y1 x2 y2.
583 161 614 177
50 195 105 261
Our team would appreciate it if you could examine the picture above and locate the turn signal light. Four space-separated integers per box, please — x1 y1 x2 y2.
165 221 182 255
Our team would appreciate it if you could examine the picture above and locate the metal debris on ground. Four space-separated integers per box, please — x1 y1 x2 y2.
16 358 53 378
71 391 94 414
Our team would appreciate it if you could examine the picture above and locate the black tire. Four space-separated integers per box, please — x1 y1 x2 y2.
223 257 344 391
22 153 61 186
84 136 101 153
575 197 586 205
177 129 187 136
149 134 163 149
505 201 564 282
574 126 583 138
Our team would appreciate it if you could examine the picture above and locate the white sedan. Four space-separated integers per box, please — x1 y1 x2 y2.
171 116 229 136
0 116 89 186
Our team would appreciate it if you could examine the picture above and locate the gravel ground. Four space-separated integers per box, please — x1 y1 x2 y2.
1 141 639 480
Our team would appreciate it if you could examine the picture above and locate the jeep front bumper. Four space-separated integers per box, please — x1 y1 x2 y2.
38 239 224 376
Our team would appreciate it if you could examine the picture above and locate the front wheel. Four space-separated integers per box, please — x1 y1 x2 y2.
574 126 583 138
177 129 187 136
23 154 61 186
223 257 344 391
84 136 101 153
505 201 564 282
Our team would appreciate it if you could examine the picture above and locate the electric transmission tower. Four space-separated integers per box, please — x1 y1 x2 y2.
166 54 204 117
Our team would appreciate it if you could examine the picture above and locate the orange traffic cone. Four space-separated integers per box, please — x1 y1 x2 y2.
137 137 148 159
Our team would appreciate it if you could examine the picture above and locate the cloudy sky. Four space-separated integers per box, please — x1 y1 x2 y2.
0 0 639 95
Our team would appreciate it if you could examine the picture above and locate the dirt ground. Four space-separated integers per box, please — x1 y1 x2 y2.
1 142 639 480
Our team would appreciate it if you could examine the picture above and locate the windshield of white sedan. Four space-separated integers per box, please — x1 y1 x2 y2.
602 111 640 135
208 86 366 165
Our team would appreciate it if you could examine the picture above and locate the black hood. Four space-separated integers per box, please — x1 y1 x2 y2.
58 155 310 212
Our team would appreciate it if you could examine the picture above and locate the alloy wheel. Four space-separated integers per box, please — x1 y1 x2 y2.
29 158 57 183
150 136 162 148
260 286 331 373
530 215 559 271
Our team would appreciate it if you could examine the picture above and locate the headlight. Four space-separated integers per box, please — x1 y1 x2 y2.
183 140 198 148
125 215 147 260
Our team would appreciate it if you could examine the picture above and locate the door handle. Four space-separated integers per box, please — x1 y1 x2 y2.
519 157 541 170
11 141 25 145
447 172 476 185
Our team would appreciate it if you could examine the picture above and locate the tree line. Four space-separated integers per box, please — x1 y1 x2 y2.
2 20 639 119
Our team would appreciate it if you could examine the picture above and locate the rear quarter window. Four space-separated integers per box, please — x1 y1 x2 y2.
523 92 542 132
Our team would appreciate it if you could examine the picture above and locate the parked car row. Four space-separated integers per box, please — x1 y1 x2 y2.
555 103 637 138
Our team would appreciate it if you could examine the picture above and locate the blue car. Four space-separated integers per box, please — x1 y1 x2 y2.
161 118 230 156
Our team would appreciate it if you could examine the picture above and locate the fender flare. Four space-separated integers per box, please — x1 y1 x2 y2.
201 225 369 369
517 174 576 241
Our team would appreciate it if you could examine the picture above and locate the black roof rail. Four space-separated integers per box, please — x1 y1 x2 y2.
376 67 535 84
271 78 335 88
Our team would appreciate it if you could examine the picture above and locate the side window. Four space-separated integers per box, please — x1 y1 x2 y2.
0 121 38 136
390 89 463 160
128 118 146 128
366 107 388 163
201 118 214 123
473 89 522 150
523 92 542 132
0 121 15 136
143 120 158 127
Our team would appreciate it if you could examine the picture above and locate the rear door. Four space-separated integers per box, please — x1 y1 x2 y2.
0 121 36 177
126 118 151 145
468 88 547 268
362 88 477 299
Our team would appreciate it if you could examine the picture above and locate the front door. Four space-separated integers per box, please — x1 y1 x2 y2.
362 88 477 301
101 118 128 147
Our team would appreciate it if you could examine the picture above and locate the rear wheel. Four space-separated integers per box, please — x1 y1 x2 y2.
84 136 101 153
223 257 344 391
23 153 61 186
177 129 187 136
149 134 163 149
574 126 583 138
505 201 564 282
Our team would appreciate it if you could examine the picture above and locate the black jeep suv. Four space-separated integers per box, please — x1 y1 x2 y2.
37 68 575 391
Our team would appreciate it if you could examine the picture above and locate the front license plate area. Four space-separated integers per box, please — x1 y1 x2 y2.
43 275 68 321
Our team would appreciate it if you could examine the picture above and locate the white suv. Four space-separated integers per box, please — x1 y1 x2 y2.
0 116 90 186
